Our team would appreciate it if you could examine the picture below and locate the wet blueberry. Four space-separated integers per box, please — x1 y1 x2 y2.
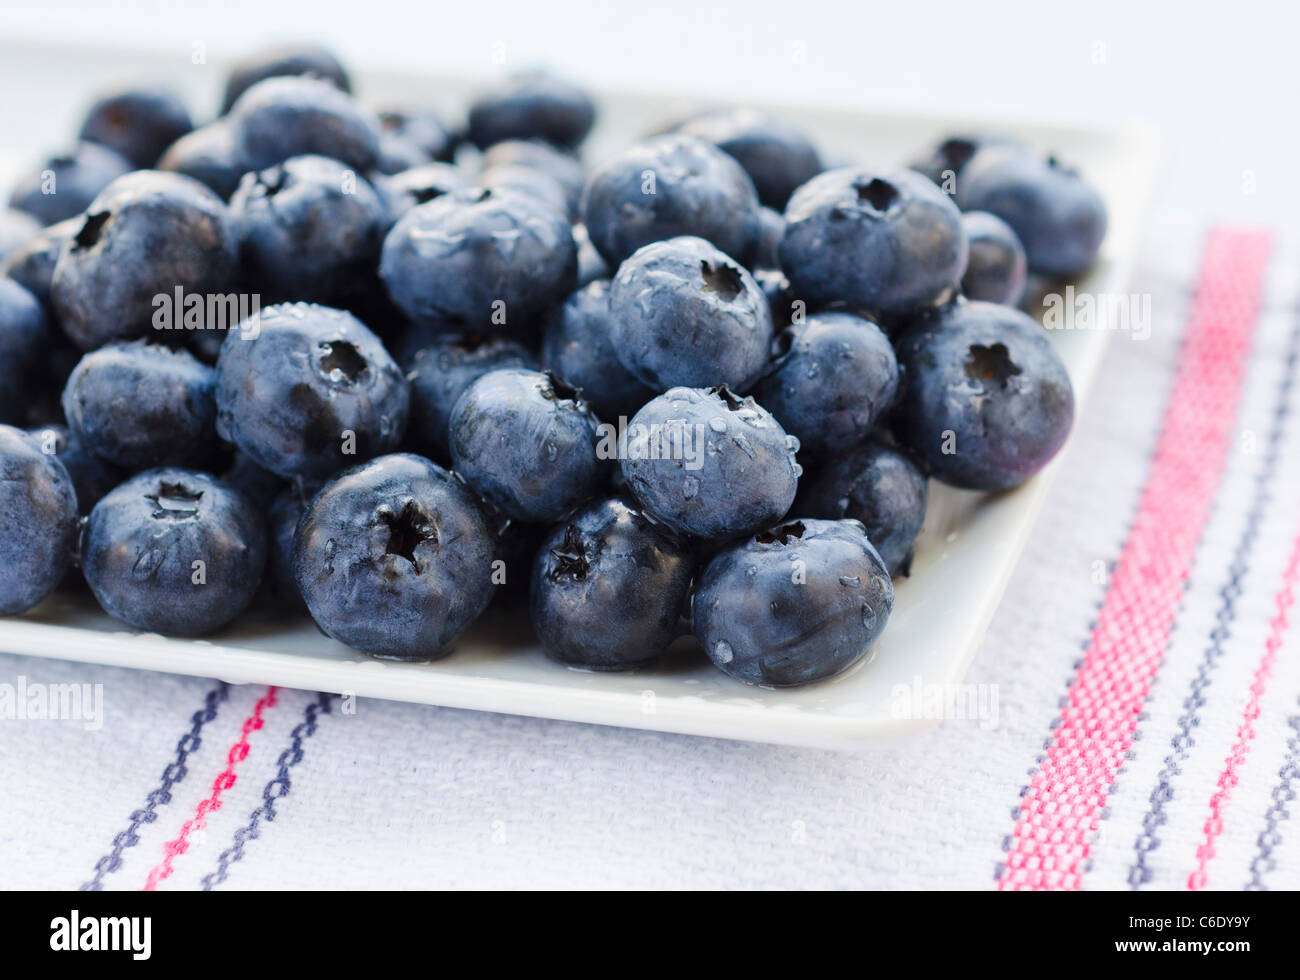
693 518 894 687
374 162 472 225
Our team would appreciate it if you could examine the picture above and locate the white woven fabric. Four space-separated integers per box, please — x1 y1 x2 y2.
2 220 1298 890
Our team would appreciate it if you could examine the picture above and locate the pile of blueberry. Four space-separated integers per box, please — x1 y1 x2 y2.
0 45 1105 688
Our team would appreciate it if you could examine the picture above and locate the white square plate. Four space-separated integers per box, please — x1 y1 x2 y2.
0 42 1161 749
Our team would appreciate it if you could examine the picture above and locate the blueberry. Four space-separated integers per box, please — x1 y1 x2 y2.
910 133 1018 190
380 187 576 334
266 484 311 608
215 303 409 481
608 236 773 391
25 423 123 512
293 453 494 659
405 333 536 460
373 132 429 176
79 87 194 169
221 43 352 114
571 222 610 287
755 311 898 460
582 133 761 267
1 218 77 308
82 468 266 635
960 210 1027 305
449 368 606 523
0 209 41 263
780 168 967 315
754 205 784 270
0 425 78 614
50 171 239 351
218 450 285 511
374 162 471 224
0 277 50 425
797 442 928 576
62 340 218 470
956 148 1107 277
228 76 381 173
677 108 823 209
754 268 797 328
621 386 800 540
541 280 655 422
894 299 1074 490
8 143 131 226
530 497 694 670
482 139 586 219
377 108 455 163
230 155 387 304
467 70 596 150
158 123 244 200
693 518 893 687
485 514 546 609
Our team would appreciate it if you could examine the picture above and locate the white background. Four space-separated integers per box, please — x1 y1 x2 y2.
1 0 1297 222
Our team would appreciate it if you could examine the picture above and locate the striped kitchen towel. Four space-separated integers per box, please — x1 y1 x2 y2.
0 219 1297 890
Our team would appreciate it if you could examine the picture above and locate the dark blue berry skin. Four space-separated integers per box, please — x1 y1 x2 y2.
228 76 381 173
572 222 610 287
79 87 194 169
910 133 1019 189
62 340 218 471
621 386 800 540
405 333 536 460
266 484 310 608
293 453 494 660
677 108 823 210
754 205 784 270
221 43 352 114
158 123 244 200
374 133 429 176
530 497 695 670
780 168 967 316
374 163 471 226
894 299 1074 490
50 171 239 351
961 210 1027 305
1 218 77 307
478 164 571 220
380 188 576 333
609 236 773 391
0 425 78 614
541 280 655 422
797 442 928 576
693 518 894 687
0 277 50 425
25 424 124 512
582 134 761 267
449 368 606 523
218 450 285 511
755 311 898 460
467 71 596 150
956 148 1107 277
0 209 41 263
482 139 586 219
378 108 455 163
8 143 131 226
215 303 409 481
82 468 266 636
754 268 797 328
230 155 387 304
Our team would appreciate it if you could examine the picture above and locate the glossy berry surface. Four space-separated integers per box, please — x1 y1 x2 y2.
63 341 218 470
449 368 606 523
50 171 239 351
0 425 78 615
293 453 494 659
608 236 773 391
582 133 761 267
755 311 898 461
960 210 1028 305
780 168 967 315
530 496 695 670
621 386 800 540
894 299 1074 490
214 303 409 481
693 518 894 687
797 442 928 576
